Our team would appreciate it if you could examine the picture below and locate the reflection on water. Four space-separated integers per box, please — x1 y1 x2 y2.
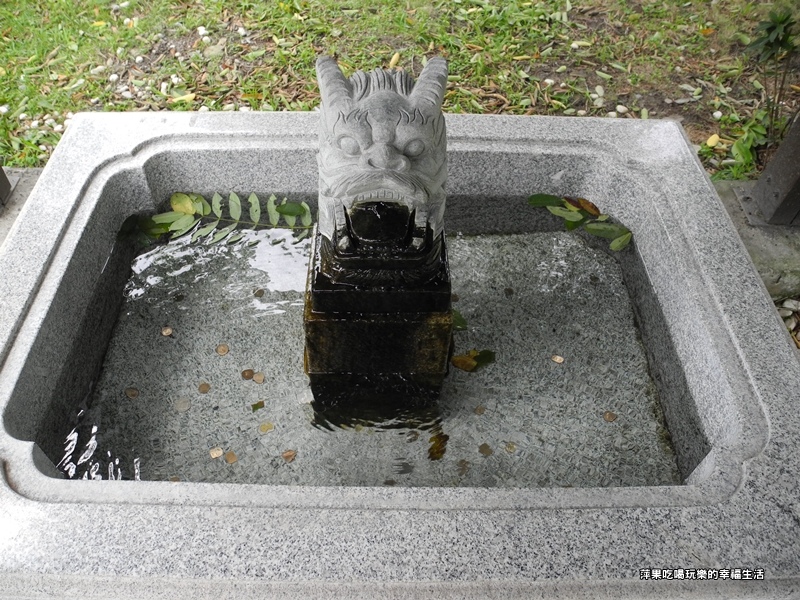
311 397 450 461
51 230 680 488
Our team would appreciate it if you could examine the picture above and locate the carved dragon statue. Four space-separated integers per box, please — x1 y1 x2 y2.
315 56 448 286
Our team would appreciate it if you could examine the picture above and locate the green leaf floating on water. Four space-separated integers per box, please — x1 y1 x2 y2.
151 211 186 224
211 223 238 244
171 216 200 238
211 192 223 218
547 205 585 222
583 221 630 239
279 198 298 227
300 202 312 227
170 192 195 215
275 201 307 217
228 192 242 221
192 220 219 242
197 194 212 216
610 232 632 251
528 193 565 207
248 193 261 224
267 194 280 226
452 309 468 331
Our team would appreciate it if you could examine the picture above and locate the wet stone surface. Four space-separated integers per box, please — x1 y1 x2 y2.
52 229 680 488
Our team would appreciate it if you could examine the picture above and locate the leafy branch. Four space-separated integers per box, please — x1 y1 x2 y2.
140 192 313 244
528 193 632 251
746 10 796 141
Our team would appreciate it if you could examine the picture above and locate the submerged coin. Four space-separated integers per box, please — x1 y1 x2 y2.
603 411 618 422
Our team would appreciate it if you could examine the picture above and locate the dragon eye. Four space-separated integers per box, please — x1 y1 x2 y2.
404 139 425 157
337 136 360 156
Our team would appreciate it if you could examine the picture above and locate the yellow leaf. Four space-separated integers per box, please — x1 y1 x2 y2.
168 92 196 104
389 52 400 68
170 192 195 214
0 66 6 76
706 133 720 147
91 21 107 27
452 354 478 371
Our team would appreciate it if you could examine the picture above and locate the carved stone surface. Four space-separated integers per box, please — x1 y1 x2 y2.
306 57 453 402
315 56 448 286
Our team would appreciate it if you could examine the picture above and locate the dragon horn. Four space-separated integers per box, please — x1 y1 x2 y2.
410 57 448 111
316 56 352 112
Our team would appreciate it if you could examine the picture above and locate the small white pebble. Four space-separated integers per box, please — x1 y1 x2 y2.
202 36 211 44
30 120 39 128
119 1 129 7
135 55 143 64
123 17 131 26
18 113 27 121
160 82 169 95
198 105 210 112
109 73 119 82
543 78 555 87
713 110 723 120
90 65 106 75
237 27 247 36
616 104 628 114
90 98 100 105
175 52 182 58
53 124 64 132
576 110 587 116
590 93 598 100
559 82 567 88
222 103 236 111
606 111 618 118
45 118 56 126
66 112 74 118
674 66 682 72
121 91 134 99
170 74 181 85
43 114 51 121
0 105 9 114
238 106 251 111
197 26 208 36
38 144 47 151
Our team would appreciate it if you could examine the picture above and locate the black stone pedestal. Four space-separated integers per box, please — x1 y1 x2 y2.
303 230 453 406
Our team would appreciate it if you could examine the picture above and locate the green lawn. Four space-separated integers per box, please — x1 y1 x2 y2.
1 0 797 177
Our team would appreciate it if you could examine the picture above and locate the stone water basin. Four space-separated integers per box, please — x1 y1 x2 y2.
0 113 794 599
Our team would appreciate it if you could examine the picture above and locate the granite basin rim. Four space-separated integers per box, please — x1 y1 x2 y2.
0 113 775 515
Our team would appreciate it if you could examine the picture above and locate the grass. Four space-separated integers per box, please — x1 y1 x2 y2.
1 0 798 177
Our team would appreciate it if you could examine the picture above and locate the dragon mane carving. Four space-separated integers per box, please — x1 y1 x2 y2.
315 56 448 286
